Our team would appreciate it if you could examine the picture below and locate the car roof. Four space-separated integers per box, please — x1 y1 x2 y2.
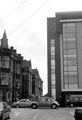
41 96 51 98
0 102 5 104
75 107 82 110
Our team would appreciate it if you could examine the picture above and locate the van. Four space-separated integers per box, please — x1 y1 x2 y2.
66 95 82 107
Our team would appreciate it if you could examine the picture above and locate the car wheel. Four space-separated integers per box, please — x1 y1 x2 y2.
7 113 10 119
70 104 74 107
16 105 20 108
1 113 3 120
51 104 56 109
32 104 37 109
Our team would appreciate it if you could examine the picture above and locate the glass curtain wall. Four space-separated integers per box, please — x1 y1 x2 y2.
62 23 78 89
50 39 56 98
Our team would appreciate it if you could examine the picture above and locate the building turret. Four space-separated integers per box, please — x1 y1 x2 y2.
1 30 9 48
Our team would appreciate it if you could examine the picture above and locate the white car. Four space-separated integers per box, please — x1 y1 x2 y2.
0 102 11 120
12 99 31 108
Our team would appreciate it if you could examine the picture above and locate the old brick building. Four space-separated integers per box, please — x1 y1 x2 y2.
0 31 23 103
32 69 43 100
22 60 33 100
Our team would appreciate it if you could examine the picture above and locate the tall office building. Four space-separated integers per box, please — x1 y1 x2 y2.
47 11 82 106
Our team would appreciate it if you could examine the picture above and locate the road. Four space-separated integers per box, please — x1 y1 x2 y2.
9 107 75 120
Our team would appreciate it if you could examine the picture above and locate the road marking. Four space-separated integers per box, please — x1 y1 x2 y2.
47 118 53 120
70 111 74 115
14 111 20 116
33 114 37 120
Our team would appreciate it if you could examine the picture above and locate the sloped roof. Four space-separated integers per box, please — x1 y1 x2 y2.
32 68 41 79
22 60 31 67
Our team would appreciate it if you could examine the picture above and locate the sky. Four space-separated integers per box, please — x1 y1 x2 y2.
0 0 82 95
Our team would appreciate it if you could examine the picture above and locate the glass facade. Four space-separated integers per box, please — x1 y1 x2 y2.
50 39 56 98
62 23 78 89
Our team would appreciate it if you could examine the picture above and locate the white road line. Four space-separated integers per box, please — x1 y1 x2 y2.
15 112 20 116
14 111 21 116
47 118 53 120
70 111 74 115
33 114 37 120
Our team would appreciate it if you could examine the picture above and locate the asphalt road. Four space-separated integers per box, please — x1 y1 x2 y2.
9 107 75 120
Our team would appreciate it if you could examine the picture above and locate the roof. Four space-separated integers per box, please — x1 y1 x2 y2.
32 69 41 79
22 60 31 67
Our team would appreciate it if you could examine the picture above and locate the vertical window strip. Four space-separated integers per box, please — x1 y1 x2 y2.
50 39 56 98
63 22 78 89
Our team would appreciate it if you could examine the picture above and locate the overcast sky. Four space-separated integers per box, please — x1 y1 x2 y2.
0 0 82 95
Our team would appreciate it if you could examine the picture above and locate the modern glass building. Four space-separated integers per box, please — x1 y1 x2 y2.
47 11 82 106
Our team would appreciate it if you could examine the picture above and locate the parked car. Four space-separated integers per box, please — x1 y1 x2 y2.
12 99 31 108
29 97 60 109
66 95 82 107
0 102 11 120
74 107 82 120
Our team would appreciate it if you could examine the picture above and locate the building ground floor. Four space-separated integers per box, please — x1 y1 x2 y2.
60 91 82 107
0 88 39 105
0 88 12 104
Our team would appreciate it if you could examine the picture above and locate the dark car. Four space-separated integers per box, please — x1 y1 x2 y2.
12 99 31 108
0 102 11 120
29 97 60 109
74 107 82 120
66 95 82 107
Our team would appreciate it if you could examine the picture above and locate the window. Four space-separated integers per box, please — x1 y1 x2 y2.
66 32 75 38
51 39 55 45
64 76 68 83
1 73 10 85
69 84 78 89
51 65 55 69
64 60 67 66
64 67 68 71
40 98 45 102
67 42 76 49
68 59 77 66
64 84 68 89
66 38 76 41
51 89 56 95
68 66 77 71
66 23 75 27
69 76 77 83
64 71 68 75
68 49 76 54
51 74 55 80
68 54 76 58
51 80 55 84
68 71 77 75
51 46 55 52
10 59 13 72
47 98 52 102
51 60 55 66
2 56 10 68
51 51 55 55
74 97 79 101
0 56 1 67
67 26 75 33
80 98 82 101
51 55 55 59
51 69 55 73
51 84 55 89
15 64 21 74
